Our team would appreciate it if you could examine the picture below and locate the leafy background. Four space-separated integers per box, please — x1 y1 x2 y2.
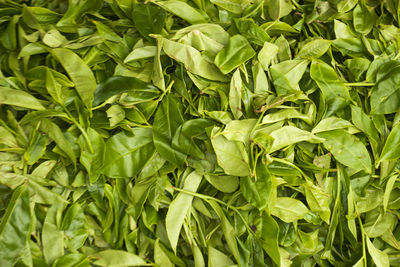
0 0 400 266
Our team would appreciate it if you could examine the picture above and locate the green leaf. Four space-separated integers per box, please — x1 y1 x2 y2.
258 41 279 70
310 60 351 116
296 39 330 59
0 87 45 110
52 254 90 267
229 69 243 120
92 250 146 267
61 203 88 250
210 0 250 14
96 21 122 43
162 38 228 81
269 126 324 152
177 30 224 57
259 213 280 266
271 197 309 223
370 61 400 114
56 0 102 29
240 162 276 212
383 175 397 212
166 171 202 252
43 29 67 48
379 122 400 162
27 66 75 87
344 58 370 81
106 104 125 127
305 185 331 223
45 68 64 104
317 130 372 173
252 62 270 95
23 6 60 28
353 3 377 35
223 119 257 146
94 76 160 106
29 178 68 204
51 48 97 108
42 206 64 264
78 128 105 182
233 18 270 46
0 185 31 266
153 37 166 90
0 126 18 148
172 118 214 159
350 105 379 144
262 108 312 125
0 15 17 50
100 128 154 178
214 35 256 74
364 210 397 238
40 119 76 166
211 127 250 176
154 239 174 267
312 117 355 134
154 0 207 24
124 46 157 63
133 3 165 39
265 0 293 20
366 237 389 267
331 38 368 57
205 175 239 193
208 246 235 267
172 24 230 45
337 0 358 13
153 94 187 167
208 200 241 265
24 130 47 165
270 60 308 95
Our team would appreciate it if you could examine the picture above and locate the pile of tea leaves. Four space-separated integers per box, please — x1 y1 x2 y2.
1 0 400 266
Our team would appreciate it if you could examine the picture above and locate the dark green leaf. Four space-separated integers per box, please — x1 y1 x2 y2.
133 3 165 40
0 185 31 266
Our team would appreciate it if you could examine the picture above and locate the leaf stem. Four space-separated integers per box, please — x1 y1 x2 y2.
255 93 297 113
344 82 375 87
0 148 25 152
356 205 367 266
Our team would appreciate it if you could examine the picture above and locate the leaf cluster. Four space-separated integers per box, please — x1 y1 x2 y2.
1 0 400 266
